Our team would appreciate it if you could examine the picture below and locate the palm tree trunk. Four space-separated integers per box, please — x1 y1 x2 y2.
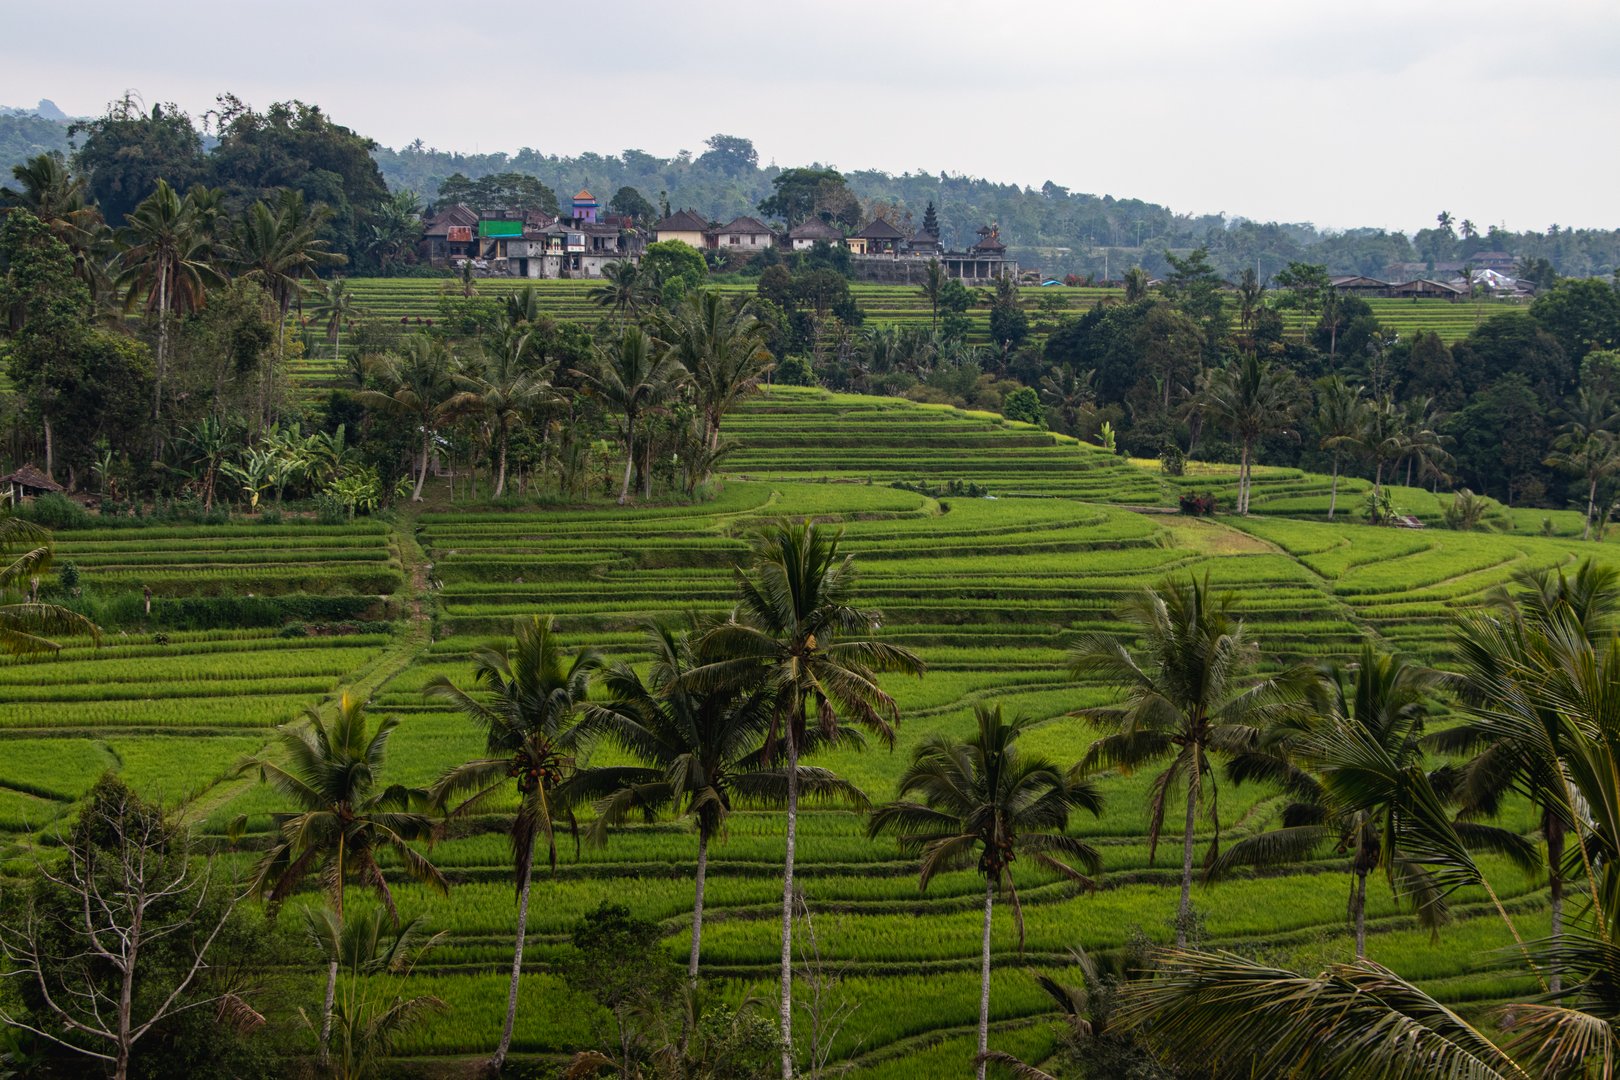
689 829 709 984
494 435 509 499
1328 454 1340 521
1177 759 1200 947
321 959 339 1061
976 878 994 1080
619 423 635 505
42 414 53 480
1239 440 1252 515
779 734 800 1080
493 851 534 1070
1585 478 1598 542
153 269 169 456
1353 870 1368 960
413 431 430 501
1548 814 1564 998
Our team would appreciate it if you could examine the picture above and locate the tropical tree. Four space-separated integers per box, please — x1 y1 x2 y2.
1315 376 1367 520
1123 267 1150 303
1069 574 1299 945
2 152 108 298
355 337 461 501
588 260 651 322
577 621 861 983
1546 389 1620 540
177 416 235 510
1359 393 1410 504
115 179 220 443
0 513 100 654
868 706 1102 1079
424 615 600 1072
1235 266 1265 343
1435 561 1620 992
574 325 688 503
1195 356 1300 514
1039 366 1097 437
227 189 344 424
921 258 946 333
660 289 774 452
691 520 924 1078
447 346 555 499
1397 396 1454 491
236 693 447 1061
1216 644 1529 958
363 190 422 274
303 908 447 1080
313 278 362 368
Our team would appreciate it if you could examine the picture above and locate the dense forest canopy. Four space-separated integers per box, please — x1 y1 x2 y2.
3 100 1617 279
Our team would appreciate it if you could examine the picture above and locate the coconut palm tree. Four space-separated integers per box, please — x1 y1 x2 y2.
1315 376 1367 521
1235 266 1265 344
1359 394 1409 507
446 346 555 499
355 338 461 501
1217 644 1532 959
424 615 600 1073
227 189 344 425
921 258 947 333
692 520 924 1079
2 152 108 299
869 706 1103 1080
363 190 422 275
0 513 99 655
115 180 221 445
660 289 774 454
237 693 446 1061
1194 356 1300 514
1397 396 1454 491
1435 562 1620 993
1069 574 1301 946
574 325 688 504
313 278 362 368
575 620 861 983
1039 366 1097 437
1123 267 1150 303
588 259 650 322
1546 389 1620 540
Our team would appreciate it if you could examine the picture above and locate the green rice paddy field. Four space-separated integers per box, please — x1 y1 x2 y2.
1 387 1604 1074
285 278 1518 396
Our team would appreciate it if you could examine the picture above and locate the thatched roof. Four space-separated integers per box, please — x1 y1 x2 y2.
1 464 62 492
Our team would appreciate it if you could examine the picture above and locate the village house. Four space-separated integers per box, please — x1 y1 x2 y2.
847 218 905 255
651 208 710 248
711 216 775 251
786 217 845 250
1387 278 1467 301
844 220 1018 283
422 190 645 279
1330 275 1391 297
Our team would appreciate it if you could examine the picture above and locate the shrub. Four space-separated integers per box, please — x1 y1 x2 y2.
21 493 91 530
1178 492 1217 516
313 494 351 526
1160 442 1186 477
775 354 816 387
1002 386 1042 425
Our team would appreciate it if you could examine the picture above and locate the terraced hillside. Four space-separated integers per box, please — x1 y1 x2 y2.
6 388 1608 1076
286 279 1514 388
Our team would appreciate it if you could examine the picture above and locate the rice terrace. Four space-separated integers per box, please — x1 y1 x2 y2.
4 5 1620 1077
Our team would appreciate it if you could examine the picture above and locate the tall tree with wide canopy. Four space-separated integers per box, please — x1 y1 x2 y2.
2 152 108 299
1546 388 1620 540
692 520 924 1079
446 341 555 499
424 615 600 1072
577 620 861 983
869 706 1102 1080
1069 574 1301 946
574 325 687 503
237 693 446 1062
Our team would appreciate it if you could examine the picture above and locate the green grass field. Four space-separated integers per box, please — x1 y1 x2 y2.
3 386 1604 1075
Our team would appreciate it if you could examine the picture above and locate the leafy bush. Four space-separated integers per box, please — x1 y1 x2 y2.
1178 492 1217 516
775 354 816 387
1160 442 1186 477
20 493 91 530
1002 386 1042 425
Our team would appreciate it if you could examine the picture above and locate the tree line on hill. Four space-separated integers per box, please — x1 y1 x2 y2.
5 99 1620 279
6 507 1620 1078
6 112 1620 531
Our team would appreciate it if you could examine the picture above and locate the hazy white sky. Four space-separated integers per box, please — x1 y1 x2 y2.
3 0 1616 233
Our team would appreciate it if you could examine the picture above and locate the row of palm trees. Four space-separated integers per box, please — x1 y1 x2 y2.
2 158 344 442
1113 561 1620 1077
240 529 1604 1077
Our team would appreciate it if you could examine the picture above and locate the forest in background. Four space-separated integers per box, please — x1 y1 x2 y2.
3 99 1617 280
